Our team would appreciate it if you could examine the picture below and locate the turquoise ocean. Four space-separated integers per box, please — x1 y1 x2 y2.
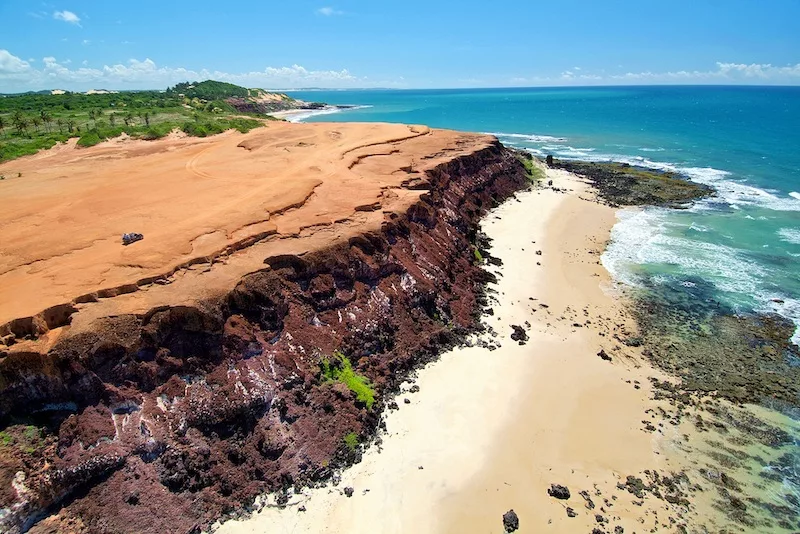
288 86 800 518
289 86 800 344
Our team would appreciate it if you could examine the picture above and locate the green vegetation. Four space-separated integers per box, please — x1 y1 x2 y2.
167 80 250 100
473 247 484 263
181 116 262 137
343 431 359 451
0 425 47 455
517 152 545 182
0 80 283 163
76 130 103 147
320 351 376 409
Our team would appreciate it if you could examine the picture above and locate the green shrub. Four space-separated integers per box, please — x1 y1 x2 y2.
182 122 210 137
343 431 359 451
518 153 545 182
76 131 103 147
320 351 376 409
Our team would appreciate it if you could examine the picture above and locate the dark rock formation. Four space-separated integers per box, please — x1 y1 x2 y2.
502 509 519 532
0 141 529 533
224 97 330 115
548 484 571 500
597 349 612 361
548 159 713 208
510 325 528 344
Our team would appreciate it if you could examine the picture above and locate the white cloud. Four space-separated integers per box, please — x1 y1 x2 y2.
0 49 369 91
0 50 31 74
82 39 90 45
53 10 81 25
316 7 343 16
510 62 800 87
4 48 798 92
607 62 800 83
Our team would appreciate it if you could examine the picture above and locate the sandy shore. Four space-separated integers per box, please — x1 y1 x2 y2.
214 167 690 533
269 106 349 122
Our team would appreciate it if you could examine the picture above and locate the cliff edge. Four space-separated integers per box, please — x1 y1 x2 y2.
0 122 529 533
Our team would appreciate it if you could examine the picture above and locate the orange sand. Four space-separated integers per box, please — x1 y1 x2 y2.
0 123 491 346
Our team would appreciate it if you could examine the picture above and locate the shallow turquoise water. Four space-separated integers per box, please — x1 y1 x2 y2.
289 86 800 345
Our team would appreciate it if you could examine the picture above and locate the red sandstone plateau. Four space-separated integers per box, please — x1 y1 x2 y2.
0 122 528 533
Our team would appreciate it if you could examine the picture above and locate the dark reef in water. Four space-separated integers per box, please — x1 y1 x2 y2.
547 158 714 207
540 157 798 408
632 276 800 407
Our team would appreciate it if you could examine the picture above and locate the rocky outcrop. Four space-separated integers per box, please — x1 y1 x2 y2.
0 141 528 533
224 95 335 116
547 158 713 207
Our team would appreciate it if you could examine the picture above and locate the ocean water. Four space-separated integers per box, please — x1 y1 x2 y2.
288 86 800 524
288 86 800 346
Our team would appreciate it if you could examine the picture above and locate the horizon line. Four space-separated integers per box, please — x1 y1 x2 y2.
3 82 800 96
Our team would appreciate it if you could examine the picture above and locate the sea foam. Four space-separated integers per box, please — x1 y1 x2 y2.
290 105 372 123
483 132 568 143
602 209 767 296
778 228 800 245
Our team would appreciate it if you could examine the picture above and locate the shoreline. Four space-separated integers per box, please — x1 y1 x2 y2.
215 162 800 533
2 122 797 532
0 125 530 533
213 167 691 533
269 105 364 123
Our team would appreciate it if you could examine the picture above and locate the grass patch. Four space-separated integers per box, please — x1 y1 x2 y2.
320 351 376 409
76 130 103 147
0 425 46 454
343 431 359 451
518 153 546 182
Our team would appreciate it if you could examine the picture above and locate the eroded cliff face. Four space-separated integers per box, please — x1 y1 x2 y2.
0 142 528 533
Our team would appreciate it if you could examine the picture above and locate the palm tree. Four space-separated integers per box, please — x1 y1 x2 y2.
88 110 96 128
109 113 116 127
144 112 150 127
56 118 64 134
11 110 24 133
66 119 75 133
123 112 134 127
0 115 5 134
17 118 29 136
40 110 52 133
31 117 42 132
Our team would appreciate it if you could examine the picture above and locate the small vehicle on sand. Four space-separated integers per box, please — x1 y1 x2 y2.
122 232 144 246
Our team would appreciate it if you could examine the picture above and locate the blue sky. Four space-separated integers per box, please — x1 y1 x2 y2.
1 0 799 91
